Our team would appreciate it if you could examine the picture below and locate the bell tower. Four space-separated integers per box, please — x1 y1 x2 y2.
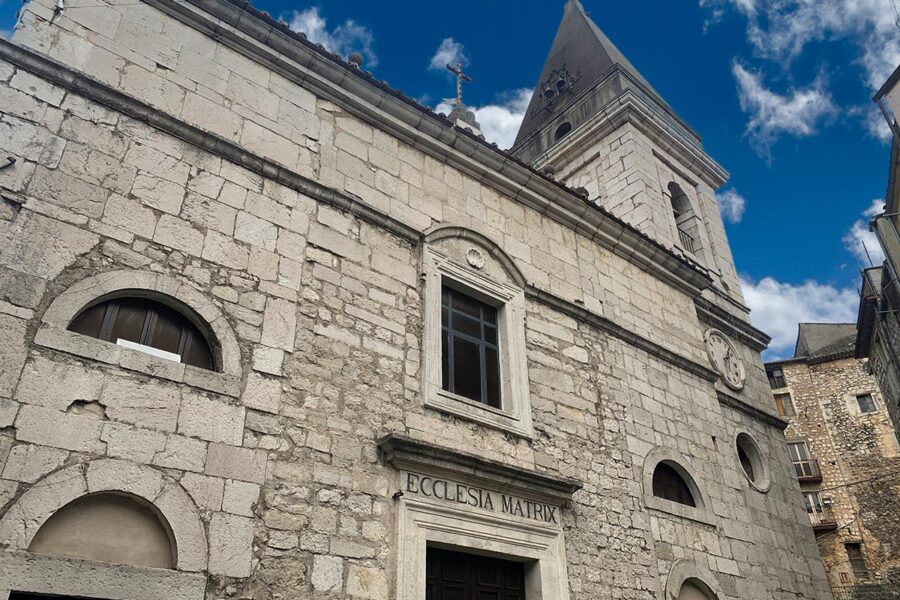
512 0 741 299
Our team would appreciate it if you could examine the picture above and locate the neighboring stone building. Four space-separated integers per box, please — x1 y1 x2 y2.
0 0 831 599
766 324 900 599
857 63 900 438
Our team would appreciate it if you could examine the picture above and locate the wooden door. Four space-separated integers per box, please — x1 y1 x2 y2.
426 547 525 600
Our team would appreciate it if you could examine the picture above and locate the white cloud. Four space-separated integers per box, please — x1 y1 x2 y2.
732 63 837 155
741 276 860 359
843 198 886 265
288 7 377 67
704 0 900 143
716 188 747 223
862 104 893 142
429 38 468 71
436 88 532 149
704 0 900 91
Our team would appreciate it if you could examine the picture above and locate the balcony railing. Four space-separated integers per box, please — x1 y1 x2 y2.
808 505 837 530
678 228 696 254
795 458 823 483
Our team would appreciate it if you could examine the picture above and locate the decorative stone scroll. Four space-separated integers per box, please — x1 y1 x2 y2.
379 434 582 600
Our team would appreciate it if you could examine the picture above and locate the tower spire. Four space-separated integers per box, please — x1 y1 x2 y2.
512 0 662 150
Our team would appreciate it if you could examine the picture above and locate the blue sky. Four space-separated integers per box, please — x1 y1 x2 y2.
2 0 898 357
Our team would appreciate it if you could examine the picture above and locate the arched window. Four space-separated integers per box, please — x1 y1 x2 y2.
554 122 572 141
69 296 214 370
668 182 698 255
652 462 696 507
28 493 176 569
668 182 691 218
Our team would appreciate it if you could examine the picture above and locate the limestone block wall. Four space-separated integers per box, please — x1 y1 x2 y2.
0 1 830 598
778 357 900 594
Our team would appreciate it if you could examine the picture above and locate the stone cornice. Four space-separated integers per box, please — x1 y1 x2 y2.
377 433 583 503
525 285 719 383
136 0 712 299
717 391 789 431
695 297 770 352
534 71 729 189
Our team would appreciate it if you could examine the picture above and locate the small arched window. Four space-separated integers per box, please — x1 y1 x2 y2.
652 462 696 507
668 182 691 218
69 296 214 370
554 122 572 141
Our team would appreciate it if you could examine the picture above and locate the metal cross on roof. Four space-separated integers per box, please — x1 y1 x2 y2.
446 62 472 108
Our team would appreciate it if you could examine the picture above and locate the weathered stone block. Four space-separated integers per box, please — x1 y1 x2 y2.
208 512 255 577
312 555 343 593
14 405 105 453
177 393 245 445
222 479 259 516
205 443 267 484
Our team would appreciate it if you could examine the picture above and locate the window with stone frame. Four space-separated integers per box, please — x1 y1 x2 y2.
773 392 795 417
69 297 214 370
767 366 786 389
422 240 532 438
845 542 869 579
856 393 877 414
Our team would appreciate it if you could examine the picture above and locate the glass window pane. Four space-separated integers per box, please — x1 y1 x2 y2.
148 305 184 355
442 329 450 392
450 290 481 318
68 303 107 338
452 336 482 402
110 301 149 344
485 346 500 408
484 325 497 346
483 303 497 325
451 312 482 339
183 331 214 370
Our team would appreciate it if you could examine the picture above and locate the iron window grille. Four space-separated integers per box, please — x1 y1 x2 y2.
441 286 501 408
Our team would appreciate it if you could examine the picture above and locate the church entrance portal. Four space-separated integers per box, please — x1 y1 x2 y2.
426 547 526 600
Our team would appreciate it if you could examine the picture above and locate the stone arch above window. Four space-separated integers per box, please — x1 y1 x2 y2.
421 226 532 438
29 492 176 569
664 559 723 600
423 226 526 289
642 447 715 526
37 270 241 392
0 459 207 572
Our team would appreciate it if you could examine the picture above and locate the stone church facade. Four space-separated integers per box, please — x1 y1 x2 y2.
0 0 830 599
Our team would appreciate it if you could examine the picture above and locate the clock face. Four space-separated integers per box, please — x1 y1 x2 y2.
704 329 745 390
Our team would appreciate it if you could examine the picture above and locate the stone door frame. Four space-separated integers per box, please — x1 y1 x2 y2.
379 434 582 600
395 497 570 600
